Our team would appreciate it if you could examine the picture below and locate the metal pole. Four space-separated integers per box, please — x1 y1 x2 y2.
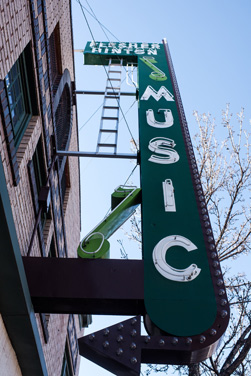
56 150 138 160
74 90 136 96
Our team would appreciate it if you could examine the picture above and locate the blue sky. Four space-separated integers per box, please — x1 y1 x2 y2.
71 1 251 374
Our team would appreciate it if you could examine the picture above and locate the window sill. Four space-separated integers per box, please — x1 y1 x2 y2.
16 116 41 168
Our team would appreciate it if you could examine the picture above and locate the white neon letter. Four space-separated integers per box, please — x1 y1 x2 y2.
163 179 176 212
148 137 179 164
153 235 201 282
147 49 158 55
141 86 174 101
146 109 174 128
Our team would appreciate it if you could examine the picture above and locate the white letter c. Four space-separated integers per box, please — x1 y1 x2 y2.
152 235 201 282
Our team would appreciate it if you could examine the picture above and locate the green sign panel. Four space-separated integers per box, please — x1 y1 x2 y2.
83 41 229 340
138 45 217 336
84 41 162 66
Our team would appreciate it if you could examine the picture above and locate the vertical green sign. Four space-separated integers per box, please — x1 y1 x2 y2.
138 43 217 336
83 40 229 340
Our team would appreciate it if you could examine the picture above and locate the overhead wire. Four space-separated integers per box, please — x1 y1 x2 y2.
79 76 137 132
75 0 139 151
78 0 138 103
79 102 103 131
75 0 120 42
84 0 118 43
123 163 138 186
83 0 137 89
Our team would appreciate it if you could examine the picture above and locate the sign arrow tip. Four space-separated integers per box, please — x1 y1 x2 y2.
78 316 141 376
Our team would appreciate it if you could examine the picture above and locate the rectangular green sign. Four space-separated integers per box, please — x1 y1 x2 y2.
84 41 162 65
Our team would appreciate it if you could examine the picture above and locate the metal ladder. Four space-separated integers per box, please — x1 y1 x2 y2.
96 58 123 154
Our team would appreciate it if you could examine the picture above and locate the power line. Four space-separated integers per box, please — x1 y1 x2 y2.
79 102 103 131
75 0 120 42
75 0 137 89
123 163 138 186
82 0 137 89
79 77 136 132
84 0 116 43
75 0 139 150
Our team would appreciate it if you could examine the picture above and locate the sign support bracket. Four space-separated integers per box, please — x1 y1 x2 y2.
56 150 138 160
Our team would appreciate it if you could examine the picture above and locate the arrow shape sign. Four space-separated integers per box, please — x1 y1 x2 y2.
78 315 228 376
79 317 141 376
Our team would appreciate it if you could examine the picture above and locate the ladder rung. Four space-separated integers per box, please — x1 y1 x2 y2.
98 143 116 148
104 106 119 110
100 129 118 133
105 95 119 99
106 86 120 93
108 78 121 81
109 70 122 74
102 116 119 120
106 91 120 95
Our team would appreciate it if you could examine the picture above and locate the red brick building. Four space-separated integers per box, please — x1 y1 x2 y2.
0 0 83 375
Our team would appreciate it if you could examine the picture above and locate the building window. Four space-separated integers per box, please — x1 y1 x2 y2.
4 44 37 148
78 314 92 329
48 236 57 257
61 158 70 213
49 23 62 94
32 137 46 196
55 84 71 167
53 69 73 174
28 136 49 256
67 315 79 374
32 137 48 228
61 344 74 376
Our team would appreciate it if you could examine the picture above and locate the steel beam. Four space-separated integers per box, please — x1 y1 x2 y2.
75 90 136 96
56 151 138 159
23 258 145 315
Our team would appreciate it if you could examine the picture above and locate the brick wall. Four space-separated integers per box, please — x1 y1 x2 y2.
0 315 22 376
0 0 83 375
0 1 31 79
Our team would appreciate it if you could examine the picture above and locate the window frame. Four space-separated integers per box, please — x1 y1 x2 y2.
4 44 37 148
61 344 74 376
32 137 49 228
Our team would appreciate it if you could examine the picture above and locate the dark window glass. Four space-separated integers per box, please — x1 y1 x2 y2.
48 237 57 258
32 137 48 227
5 44 37 147
32 137 46 195
5 56 31 146
49 23 62 92
61 158 70 204
55 85 71 154
61 345 73 376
